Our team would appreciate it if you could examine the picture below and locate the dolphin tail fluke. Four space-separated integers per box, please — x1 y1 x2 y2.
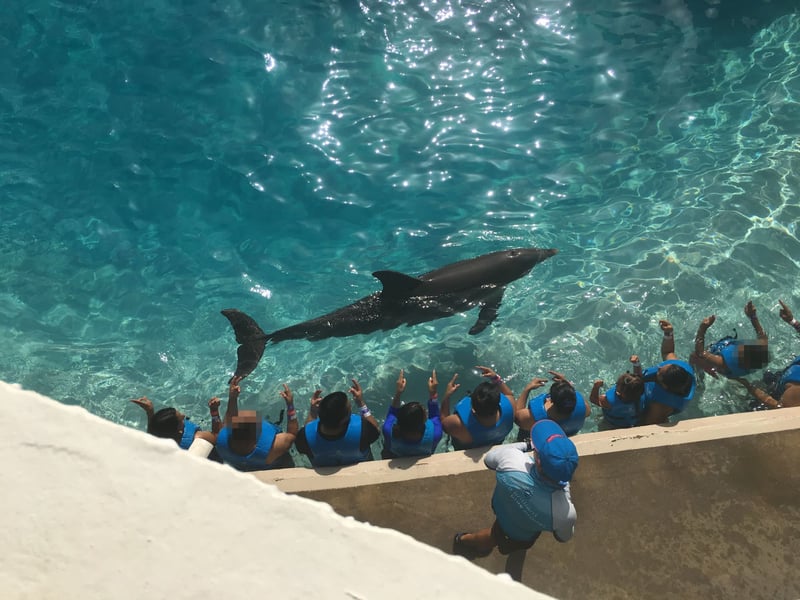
221 309 270 382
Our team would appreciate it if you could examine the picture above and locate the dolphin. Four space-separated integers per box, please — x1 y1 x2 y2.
222 247 557 379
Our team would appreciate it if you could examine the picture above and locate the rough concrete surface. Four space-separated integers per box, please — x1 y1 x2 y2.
259 410 800 600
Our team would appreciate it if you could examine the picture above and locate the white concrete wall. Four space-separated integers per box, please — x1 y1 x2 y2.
0 381 553 600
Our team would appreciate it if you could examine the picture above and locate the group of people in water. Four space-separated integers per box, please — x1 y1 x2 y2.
133 297 800 468
130 297 800 556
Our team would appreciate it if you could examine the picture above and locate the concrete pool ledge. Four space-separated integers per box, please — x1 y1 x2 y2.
255 408 800 492
256 409 800 600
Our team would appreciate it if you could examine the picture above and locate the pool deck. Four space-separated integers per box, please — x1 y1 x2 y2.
255 409 800 600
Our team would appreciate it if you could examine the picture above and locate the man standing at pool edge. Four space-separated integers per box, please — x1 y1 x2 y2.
453 419 578 557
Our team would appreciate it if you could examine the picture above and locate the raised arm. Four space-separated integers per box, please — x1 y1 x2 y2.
514 377 548 430
305 390 322 425
440 373 460 419
476 365 515 404
659 319 676 360
392 369 406 409
779 300 800 335
427 369 441 421
589 380 610 409
350 379 379 432
693 315 714 358
630 355 643 377
222 377 242 428
745 301 767 340
515 377 547 413
130 397 155 429
208 396 222 434
266 384 299 465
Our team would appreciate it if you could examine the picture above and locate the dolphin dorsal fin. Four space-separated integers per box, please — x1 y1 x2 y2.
373 270 423 298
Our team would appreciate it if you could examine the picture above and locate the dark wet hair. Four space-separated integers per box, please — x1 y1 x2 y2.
471 382 501 417
550 380 577 414
149 407 181 445
396 402 426 434
659 364 693 396
616 373 644 404
319 391 350 427
741 343 769 370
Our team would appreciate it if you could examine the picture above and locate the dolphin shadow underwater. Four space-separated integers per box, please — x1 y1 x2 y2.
222 247 557 380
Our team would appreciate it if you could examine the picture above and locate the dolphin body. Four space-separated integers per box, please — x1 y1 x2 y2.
222 247 557 379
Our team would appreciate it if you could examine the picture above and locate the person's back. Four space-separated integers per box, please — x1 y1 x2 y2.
382 369 443 458
640 320 696 425
442 381 514 450
452 419 578 558
515 371 590 437
215 379 298 471
590 359 645 429
296 379 381 467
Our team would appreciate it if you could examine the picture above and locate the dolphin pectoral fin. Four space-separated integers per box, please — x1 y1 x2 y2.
221 309 269 381
373 270 423 299
468 289 505 335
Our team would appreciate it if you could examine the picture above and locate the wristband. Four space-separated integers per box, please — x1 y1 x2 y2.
359 405 371 415
663 332 673 339
211 415 222 423
632 361 641 367
491 375 503 385
791 318 800 328
430 392 439 401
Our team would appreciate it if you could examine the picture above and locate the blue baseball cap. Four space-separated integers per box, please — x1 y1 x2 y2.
531 420 579 486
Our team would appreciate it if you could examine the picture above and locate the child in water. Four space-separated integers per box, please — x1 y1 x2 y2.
590 355 645 429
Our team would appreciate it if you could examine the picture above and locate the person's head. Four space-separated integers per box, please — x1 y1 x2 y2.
148 407 185 445
738 341 769 370
470 381 501 418
319 391 351 428
530 419 579 486
396 402 427 436
231 409 260 443
549 380 577 415
656 363 694 396
616 372 644 404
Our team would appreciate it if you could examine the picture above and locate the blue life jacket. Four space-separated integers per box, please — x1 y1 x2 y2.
528 391 587 436
215 420 279 471
388 419 436 458
777 356 800 397
179 419 200 450
304 415 369 467
708 337 752 378
453 393 514 449
642 360 696 414
601 384 640 428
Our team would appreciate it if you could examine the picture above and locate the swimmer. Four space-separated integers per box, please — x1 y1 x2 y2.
590 355 645 429
130 395 221 459
689 301 768 379
381 369 444 459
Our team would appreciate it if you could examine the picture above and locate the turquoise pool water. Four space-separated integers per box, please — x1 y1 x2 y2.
1 0 799 442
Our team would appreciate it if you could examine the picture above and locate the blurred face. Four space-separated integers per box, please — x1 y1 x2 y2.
738 341 769 370
232 410 258 428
